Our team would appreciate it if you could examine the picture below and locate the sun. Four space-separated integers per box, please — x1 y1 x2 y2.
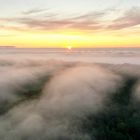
67 46 72 50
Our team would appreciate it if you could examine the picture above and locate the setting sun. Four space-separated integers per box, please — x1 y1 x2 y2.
67 46 72 50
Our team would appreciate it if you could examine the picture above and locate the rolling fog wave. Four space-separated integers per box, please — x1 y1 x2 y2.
0 58 140 140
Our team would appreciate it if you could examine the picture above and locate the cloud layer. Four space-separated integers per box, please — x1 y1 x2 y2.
108 7 140 29
1 7 140 32
0 57 140 139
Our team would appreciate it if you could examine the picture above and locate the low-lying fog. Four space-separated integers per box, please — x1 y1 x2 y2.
0 48 140 64
0 48 140 140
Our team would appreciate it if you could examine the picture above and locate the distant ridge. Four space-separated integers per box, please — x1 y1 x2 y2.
0 46 16 49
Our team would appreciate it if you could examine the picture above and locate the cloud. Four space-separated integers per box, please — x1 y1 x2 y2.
0 56 140 139
1 7 140 33
108 7 140 30
0 10 105 31
17 18 102 30
72 11 106 20
22 8 48 15
0 58 123 140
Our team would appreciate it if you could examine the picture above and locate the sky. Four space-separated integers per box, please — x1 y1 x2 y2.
0 0 140 48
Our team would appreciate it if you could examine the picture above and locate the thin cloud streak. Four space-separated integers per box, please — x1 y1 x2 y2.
0 11 104 31
108 7 140 30
0 7 140 32
22 8 49 15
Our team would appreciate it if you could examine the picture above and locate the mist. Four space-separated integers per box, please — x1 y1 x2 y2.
0 50 140 140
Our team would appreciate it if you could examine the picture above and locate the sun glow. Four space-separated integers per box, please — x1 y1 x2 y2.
0 29 140 48
67 46 72 50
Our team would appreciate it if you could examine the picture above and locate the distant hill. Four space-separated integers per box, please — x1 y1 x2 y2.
0 46 16 49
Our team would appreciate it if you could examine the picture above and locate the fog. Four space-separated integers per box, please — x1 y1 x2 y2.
0 49 140 140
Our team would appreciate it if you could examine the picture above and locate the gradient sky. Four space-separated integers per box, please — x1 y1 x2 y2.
0 0 140 48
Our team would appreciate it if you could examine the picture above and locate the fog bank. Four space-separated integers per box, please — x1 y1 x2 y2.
0 57 139 139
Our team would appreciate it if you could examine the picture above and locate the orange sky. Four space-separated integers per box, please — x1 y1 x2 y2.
0 0 140 48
